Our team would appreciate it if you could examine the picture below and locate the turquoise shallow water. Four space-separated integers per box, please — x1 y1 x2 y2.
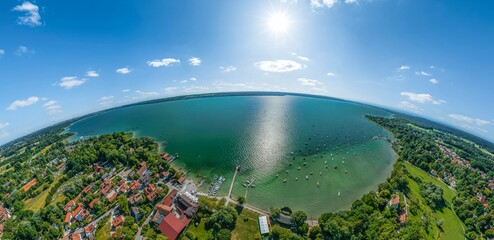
68 94 396 216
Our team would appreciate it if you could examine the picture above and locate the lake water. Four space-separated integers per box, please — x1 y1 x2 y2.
68 93 396 216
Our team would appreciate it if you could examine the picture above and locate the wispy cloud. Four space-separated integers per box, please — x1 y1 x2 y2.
297 77 322 86
116 67 132 74
147 58 180 67
398 65 410 71
310 0 336 8
188 57 201 66
400 92 446 105
43 100 62 115
15 45 34 56
164 87 178 92
327 72 336 77
12 1 41 27
398 101 421 113
255 60 306 72
0 49 4 57
6 96 40 110
86 70 99 77
58 76 86 89
449 114 491 126
0 122 9 129
415 71 432 77
297 56 310 61
98 96 114 106
220 65 237 72
122 89 130 93
429 78 438 84
133 90 159 99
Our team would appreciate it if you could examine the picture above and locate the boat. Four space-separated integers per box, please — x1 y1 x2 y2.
283 179 287 183
285 170 289 174
303 162 307 166
310 172 313 175
298 167 301 170
338 192 341 196
276 174 279 178
324 161 327 164
295 177 298 181
319 172 322 175
317 182 320 187
306 175 309 180
345 170 348 174
243 183 247 187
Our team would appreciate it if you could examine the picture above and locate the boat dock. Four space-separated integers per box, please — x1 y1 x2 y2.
228 165 241 199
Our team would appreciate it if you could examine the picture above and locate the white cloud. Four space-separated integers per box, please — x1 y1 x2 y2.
297 78 322 86
188 57 201 66
122 89 130 92
398 65 410 71
15 45 34 56
12 1 41 27
182 86 210 93
0 49 4 56
116 67 132 74
190 77 197 81
429 79 439 84
430 65 436 69
134 90 159 99
58 76 86 89
449 114 491 126
311 0 337 8
327 72 336 77
147 58 180 67
398 101 421 113
0 122 9 129
180 80 188 84
6 96 40 110
415 71 432 77
43 100 62 115
400 92 446 105
164 87 177 92
220 65 237 72
97 96 114 106
345 0 358 3
86 70 99 77
255 60 306 72
0 131 9 139
98 96 114 102
297 56 310 61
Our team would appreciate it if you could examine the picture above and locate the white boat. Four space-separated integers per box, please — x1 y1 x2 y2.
306 175 309 180
338 192 341 197
283 179 287 183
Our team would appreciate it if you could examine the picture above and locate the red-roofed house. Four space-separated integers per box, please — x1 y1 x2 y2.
389 195 400 208
137 163 147 177
158 214 186 240
144 184 157 201
163 189 178 206
130 180 140 192
89 198 99 209
152 204 172 224
112 215 124 228
64 213 72 226
129 193 143 205
22 178 37 192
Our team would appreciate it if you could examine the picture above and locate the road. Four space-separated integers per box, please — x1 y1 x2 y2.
135 208 155 240
64 205 117 237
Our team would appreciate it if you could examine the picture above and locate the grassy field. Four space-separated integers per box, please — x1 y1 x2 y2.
0 165 13 175
404 161 465 240
95 217 111 240
187 219 209 239
231 207 262 240
24 172 64 211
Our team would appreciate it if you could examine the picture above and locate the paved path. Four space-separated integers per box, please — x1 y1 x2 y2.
64 206 117 237
228 167 239 199
135 209 155 240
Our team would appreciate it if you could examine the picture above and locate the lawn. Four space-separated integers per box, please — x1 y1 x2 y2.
231 207 262 240
404 161 465 240
187 219 209 239
95 217 111 240
24 172 64 211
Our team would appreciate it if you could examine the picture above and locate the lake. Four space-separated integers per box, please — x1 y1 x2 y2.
68 93 396 216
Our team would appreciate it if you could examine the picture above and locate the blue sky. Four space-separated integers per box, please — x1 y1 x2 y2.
1 0 493 144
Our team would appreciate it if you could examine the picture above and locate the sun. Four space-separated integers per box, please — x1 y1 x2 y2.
267 12 290 35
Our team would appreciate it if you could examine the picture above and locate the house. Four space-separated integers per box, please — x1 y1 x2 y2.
137 163 147 177
129 193 143 205
89 198 99 209
177 177 185 185
176 192 198 217
107 190 118 203
152 204 172 224
72 206 83 220
22 178 37 192
399 211 407 223
84 224 96 237
64 213 72 227
56 162 65 170
259 216 270 235
144 184 157 201
163 189 178 206
158 214 186 240
82 183 94 194
77 209 90 222
100 179 113 196
388 195 400 208
119 182 129 193
130 180 140 192
112 215 124 228
131 207 142 220
0 205 10 223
